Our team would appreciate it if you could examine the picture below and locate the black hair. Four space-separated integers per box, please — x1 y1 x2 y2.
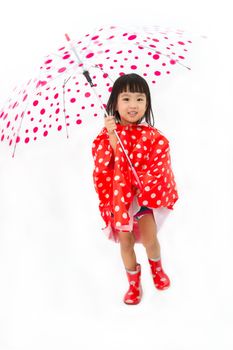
105 73 155 126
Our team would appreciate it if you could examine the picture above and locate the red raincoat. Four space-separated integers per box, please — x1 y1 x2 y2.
92 122 178 243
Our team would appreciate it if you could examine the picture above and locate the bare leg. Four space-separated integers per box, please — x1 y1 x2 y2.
137 214 161 259
118 231 137 271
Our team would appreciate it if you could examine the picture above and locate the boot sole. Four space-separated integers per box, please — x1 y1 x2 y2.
155 284 170 291
124 288 143 305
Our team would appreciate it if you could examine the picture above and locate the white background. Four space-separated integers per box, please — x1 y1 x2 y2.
0 0 233 349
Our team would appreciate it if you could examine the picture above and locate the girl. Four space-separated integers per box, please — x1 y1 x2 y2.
92 73 178 305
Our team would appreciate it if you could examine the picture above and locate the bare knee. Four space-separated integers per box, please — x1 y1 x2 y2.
118 232 135 251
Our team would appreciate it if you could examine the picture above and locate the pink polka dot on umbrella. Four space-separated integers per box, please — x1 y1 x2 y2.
128 34 137 40
91 35 99 40
63 54 70 59
58 67 66 73
170 59 176 65
86 52 94 59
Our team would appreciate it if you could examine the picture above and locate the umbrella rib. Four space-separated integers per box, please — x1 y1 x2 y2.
12 99 31 157
81 25 191 70
10 79 40 157
91 64 115 83
131 42 191 70
62 78 71 139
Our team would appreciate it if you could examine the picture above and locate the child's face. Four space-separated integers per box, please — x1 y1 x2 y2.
116 90 147 125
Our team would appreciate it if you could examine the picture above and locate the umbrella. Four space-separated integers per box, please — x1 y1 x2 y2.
0 25 192 187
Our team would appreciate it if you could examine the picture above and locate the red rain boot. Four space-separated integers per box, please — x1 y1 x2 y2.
148 258 170 290
123 263 142 305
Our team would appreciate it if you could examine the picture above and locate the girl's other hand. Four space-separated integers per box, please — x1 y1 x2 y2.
105 115 117 134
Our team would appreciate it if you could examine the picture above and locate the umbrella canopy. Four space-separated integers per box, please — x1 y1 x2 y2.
0 25 192 157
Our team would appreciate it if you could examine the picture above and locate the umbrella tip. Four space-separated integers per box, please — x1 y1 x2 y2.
65 33 70 42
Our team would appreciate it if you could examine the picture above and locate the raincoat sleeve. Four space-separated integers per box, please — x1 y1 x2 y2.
92 128 115 201
92 127 114 171
140 128 171 183
148 129 170 168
